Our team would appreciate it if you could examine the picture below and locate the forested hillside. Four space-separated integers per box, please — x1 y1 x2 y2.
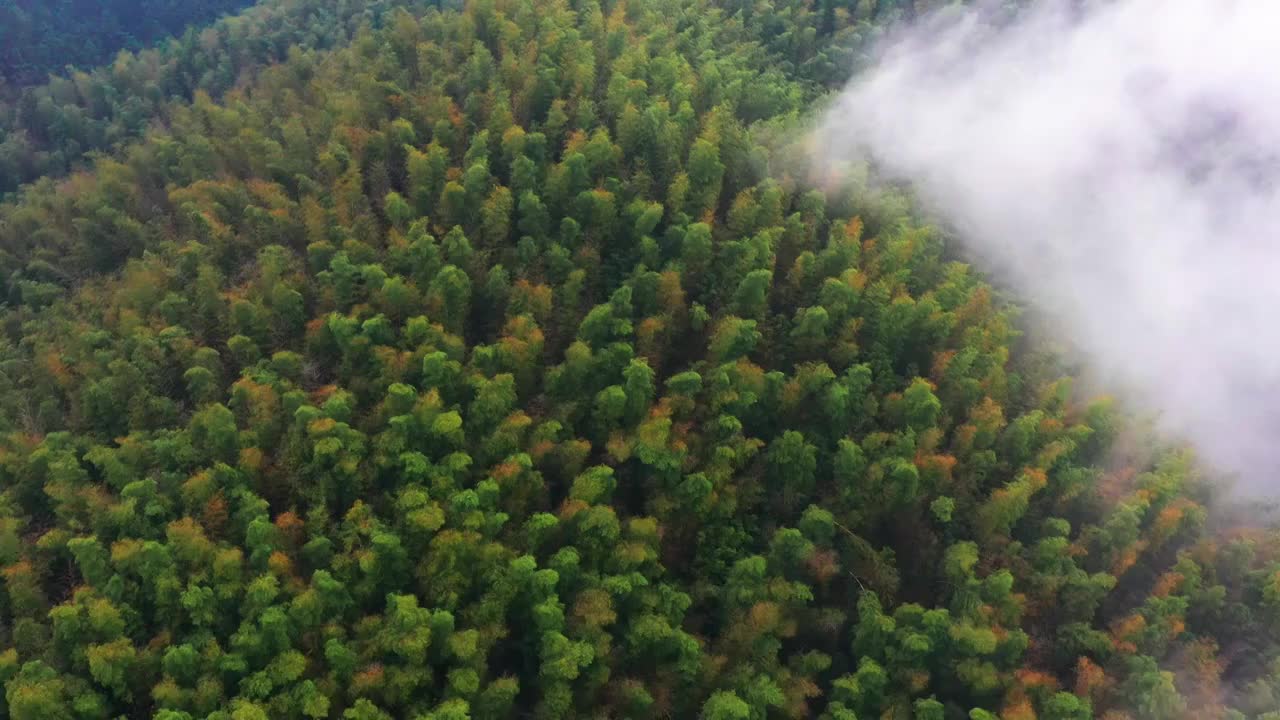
0 1 1276 719
0 0 255 89
0 0 472 197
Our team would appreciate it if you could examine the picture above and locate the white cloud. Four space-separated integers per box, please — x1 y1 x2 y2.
815 0 1280 491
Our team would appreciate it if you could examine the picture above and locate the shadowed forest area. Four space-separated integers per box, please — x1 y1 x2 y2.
0 0 256 89
0 1 1276 719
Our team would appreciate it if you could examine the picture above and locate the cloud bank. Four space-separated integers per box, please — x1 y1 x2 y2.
814 0 1280 492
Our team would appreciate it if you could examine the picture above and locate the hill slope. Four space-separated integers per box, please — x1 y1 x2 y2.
0 0 256 89
0 0 477 197
0 1 1275 719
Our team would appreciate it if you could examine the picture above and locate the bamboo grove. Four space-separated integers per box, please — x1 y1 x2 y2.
0 1 1276 719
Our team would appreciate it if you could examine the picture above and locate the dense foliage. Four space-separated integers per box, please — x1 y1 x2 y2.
0 1 1277 719
0 0 255 89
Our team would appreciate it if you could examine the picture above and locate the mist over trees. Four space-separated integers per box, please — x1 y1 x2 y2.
0 1 1274 720
813 0 1280 495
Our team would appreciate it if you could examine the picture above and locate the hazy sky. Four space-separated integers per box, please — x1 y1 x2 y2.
815 0 1280 492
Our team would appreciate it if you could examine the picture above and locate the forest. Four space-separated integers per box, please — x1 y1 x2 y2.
0 0 1276 719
